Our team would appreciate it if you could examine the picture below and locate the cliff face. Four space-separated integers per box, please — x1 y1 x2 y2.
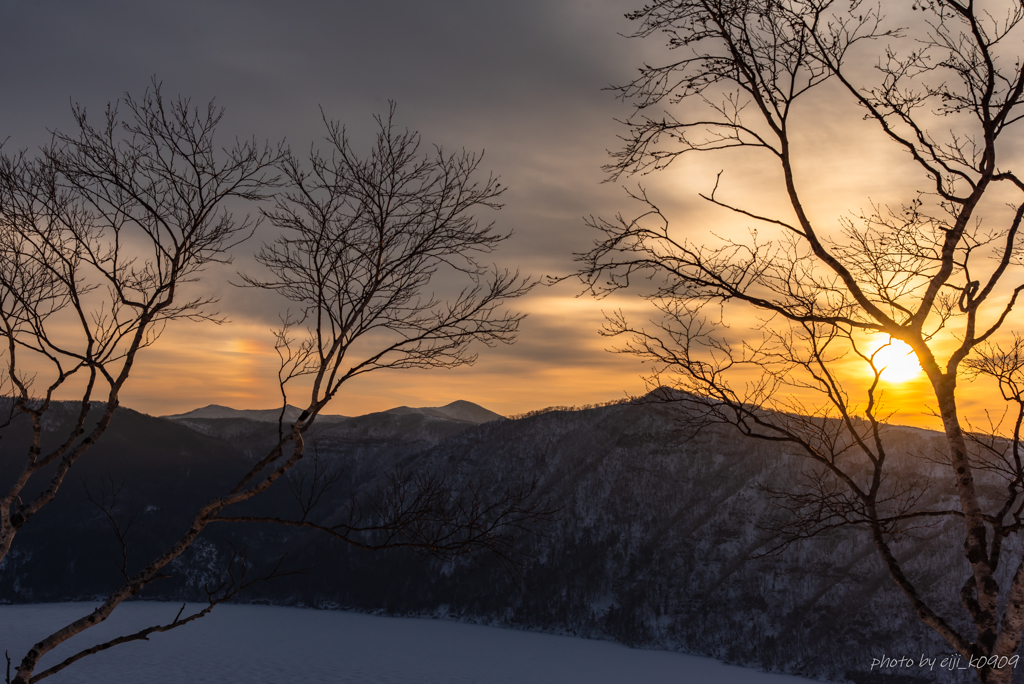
0 400 999 683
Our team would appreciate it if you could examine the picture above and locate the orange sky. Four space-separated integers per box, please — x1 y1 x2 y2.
3 2 1022 434
108 281 1015 434
116 287 655 419
19 79 1023 434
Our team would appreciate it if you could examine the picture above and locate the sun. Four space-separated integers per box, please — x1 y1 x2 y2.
869 337 923 383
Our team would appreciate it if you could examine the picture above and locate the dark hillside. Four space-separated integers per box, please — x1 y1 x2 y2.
0 399 998 683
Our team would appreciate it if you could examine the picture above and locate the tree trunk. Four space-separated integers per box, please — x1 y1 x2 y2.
933 375 1014 683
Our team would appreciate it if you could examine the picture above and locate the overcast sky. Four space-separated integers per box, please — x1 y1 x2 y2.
1 1 1007 426
1 1 672 417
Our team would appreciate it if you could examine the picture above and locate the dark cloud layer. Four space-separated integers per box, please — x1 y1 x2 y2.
1 0 666 413
2 2 1000 429
1 0 646 269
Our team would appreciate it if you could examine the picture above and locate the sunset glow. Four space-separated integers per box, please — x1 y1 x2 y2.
868 338 923 384
0 2 1018 438
7 5 1024 684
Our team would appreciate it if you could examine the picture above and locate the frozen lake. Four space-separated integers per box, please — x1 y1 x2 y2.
0 603 817 683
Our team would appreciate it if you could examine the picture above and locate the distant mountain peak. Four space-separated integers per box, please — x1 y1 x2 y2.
162 400 502 425
383 400 503 425
162 404 345 423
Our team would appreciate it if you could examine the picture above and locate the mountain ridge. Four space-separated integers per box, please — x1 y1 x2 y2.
0 397 964 683
162 399 502 426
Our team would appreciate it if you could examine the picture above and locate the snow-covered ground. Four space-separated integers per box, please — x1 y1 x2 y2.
0 603 818 683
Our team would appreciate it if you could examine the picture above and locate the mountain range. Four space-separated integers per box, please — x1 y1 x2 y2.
0 397 978 683
161 399 502 426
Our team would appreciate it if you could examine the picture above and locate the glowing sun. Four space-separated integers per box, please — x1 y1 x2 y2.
869 338 923 383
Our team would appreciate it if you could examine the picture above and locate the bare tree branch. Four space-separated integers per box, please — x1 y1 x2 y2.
582 2 1024 681
4 100 548 684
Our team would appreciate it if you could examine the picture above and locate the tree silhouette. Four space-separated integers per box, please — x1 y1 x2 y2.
1 90 542 684
578 2 1024 682
0 82 280 566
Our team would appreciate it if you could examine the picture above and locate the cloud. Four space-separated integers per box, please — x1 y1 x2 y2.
4 1 1021 429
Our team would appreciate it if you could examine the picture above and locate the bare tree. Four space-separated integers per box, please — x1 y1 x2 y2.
220 102 542 571
0 81 280 684
3 101 542 684
0 81 279 565
577 2 1024 682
